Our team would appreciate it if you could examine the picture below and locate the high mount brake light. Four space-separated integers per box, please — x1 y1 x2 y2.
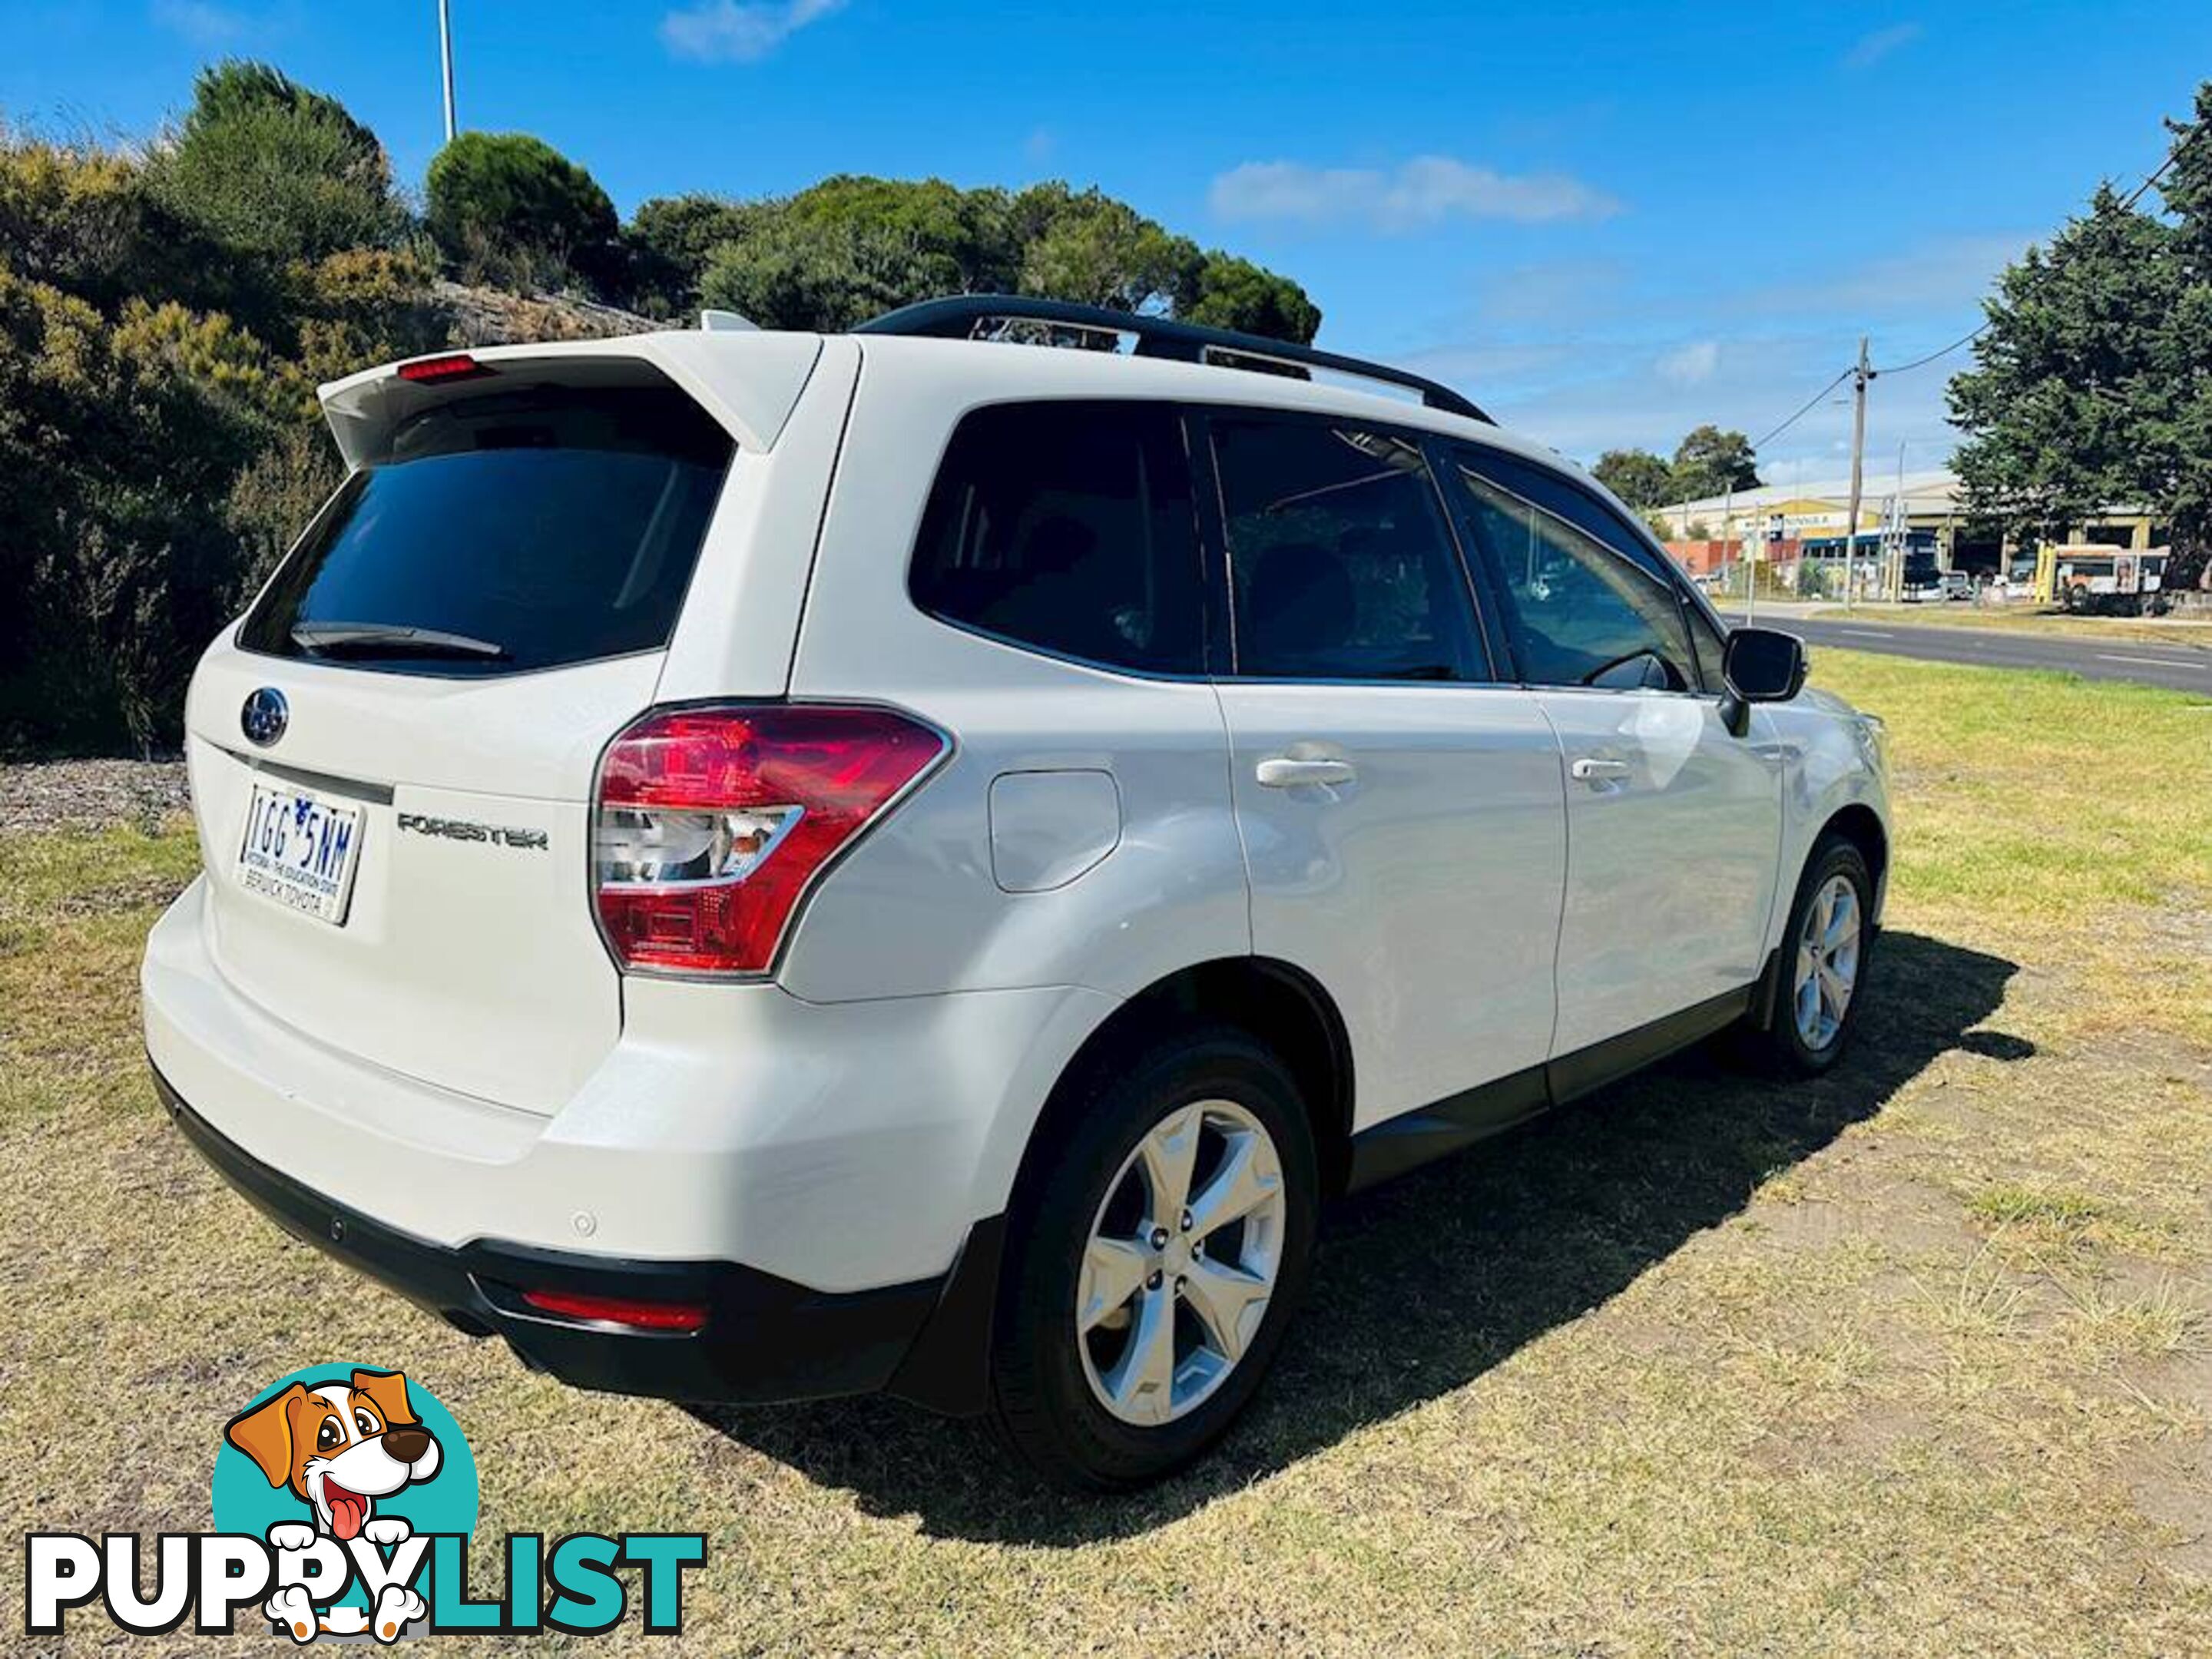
593 705 948 976
396 352 494 384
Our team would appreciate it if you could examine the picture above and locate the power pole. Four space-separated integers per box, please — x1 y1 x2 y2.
1840 334 1872 612
439 0 457 144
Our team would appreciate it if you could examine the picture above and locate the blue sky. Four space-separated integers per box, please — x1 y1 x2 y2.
5 0 2209 479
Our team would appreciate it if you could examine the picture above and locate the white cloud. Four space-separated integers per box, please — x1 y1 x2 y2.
660 0 847 64
1022 126 1056 165
151 0 244 43
1843 22 1922 71
1656 339 1719 386
1209 155 1621 232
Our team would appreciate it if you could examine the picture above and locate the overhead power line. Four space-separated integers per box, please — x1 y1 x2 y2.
1752 369 1850 449
1873 324 1985 377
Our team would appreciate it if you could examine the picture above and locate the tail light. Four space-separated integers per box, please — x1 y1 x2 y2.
593 704 948 976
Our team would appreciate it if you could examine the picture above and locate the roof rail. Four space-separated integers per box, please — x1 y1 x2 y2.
854 295 1492 425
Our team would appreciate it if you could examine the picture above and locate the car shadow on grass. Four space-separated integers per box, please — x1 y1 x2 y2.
687 929 2022 1544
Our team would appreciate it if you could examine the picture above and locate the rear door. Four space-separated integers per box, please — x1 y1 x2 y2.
1203 411 1568 1128
184 349 832 1114
1438 442 1783 1060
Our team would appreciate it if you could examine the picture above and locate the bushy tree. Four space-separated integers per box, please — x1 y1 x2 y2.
627 193 761 316
149 60 406 270
1670 425 1760 498
0 269 284 751
1947 84 2212 588
682 175 1318 343
426 131 621 296
1593 447 1677 508
2147 84 2212 584
697 210 937 332
1015 184 1202 314
1184 253 1321 343
1949 184 2182 547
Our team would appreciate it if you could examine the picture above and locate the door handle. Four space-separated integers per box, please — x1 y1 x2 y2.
1257 757 1357 789
1569 757 1631 783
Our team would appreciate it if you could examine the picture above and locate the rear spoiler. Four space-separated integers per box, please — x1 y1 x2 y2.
317 331 824 469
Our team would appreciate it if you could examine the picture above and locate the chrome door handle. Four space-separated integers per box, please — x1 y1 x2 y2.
1256 757 1357 789
1569 757 1631 782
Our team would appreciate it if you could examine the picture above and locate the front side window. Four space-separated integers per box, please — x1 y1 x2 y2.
1445 445 1700 692
1210 416 1488 681
909 400 1204 674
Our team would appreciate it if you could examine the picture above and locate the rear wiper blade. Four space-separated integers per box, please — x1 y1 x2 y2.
291 622 509 661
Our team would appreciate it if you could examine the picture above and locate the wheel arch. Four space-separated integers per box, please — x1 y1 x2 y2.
1016 957 1356 1208
1820 801 1889 914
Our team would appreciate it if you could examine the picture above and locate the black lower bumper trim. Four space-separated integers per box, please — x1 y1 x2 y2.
155 1062 979 1408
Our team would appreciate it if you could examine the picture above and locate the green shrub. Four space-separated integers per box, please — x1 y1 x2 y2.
148 60 406 279
426 131 621 297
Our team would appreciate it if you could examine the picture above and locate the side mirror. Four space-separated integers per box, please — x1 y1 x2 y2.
1718 626 1807 737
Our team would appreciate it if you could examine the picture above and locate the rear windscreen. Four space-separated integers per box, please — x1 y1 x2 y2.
240 383 734 677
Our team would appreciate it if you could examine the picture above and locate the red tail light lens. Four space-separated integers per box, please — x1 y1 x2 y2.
396 352 493 384
519 1289 708 1333
593 704 948 975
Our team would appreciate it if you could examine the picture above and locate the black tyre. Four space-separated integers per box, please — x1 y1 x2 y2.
1741 833 1875 1077
990 1025 1319 1490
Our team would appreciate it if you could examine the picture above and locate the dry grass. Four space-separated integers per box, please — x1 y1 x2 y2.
2 650 2209 1654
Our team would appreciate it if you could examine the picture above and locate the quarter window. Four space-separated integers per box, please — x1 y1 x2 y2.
909 401 1204 674
1211 417 1488 681
1445 446 1700 692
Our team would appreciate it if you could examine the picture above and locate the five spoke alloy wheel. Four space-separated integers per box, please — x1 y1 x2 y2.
1076 1100 1288 1426
1792 873 1862 1051
988 1023 1317 1488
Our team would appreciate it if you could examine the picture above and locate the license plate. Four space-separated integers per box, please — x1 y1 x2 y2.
235 780 365 925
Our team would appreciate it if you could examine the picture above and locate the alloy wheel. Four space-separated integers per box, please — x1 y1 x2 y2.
1793 873 1862 1049
1075 1099 1288 1426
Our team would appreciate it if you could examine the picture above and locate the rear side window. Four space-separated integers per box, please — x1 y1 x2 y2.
909 401 1204 675
1211 416 1488 682
240 384 733 677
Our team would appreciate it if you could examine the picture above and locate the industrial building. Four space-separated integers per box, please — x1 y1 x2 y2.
1651 468 2166 584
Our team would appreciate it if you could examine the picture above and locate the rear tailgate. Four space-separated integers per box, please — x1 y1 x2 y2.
184 651 655 1114
183 333 843 1116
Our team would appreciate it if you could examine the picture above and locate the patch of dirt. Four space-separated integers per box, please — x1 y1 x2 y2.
0 759 189 834
2116 1411 2212 1579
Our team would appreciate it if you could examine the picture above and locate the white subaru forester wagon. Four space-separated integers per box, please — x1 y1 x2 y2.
144 297 1890 1488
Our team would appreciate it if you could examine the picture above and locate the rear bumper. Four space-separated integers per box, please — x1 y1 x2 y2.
157 1062 1000 1407
141 873 1115 1410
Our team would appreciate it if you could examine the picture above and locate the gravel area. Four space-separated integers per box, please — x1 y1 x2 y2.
0 758 191 835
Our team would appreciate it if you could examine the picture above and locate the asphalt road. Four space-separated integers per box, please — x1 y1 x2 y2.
1725 610 2212 694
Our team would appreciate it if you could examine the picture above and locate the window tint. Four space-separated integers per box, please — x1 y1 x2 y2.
1211 417 1486 681
1445 446 1699 692
240 385 733 677
909 401 1204 674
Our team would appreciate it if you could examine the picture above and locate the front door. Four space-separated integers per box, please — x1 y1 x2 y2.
1439 442 1783 1059
1204 412 1568 1128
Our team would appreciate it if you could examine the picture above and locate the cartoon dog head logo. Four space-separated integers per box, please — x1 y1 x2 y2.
225 1368 443 1542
